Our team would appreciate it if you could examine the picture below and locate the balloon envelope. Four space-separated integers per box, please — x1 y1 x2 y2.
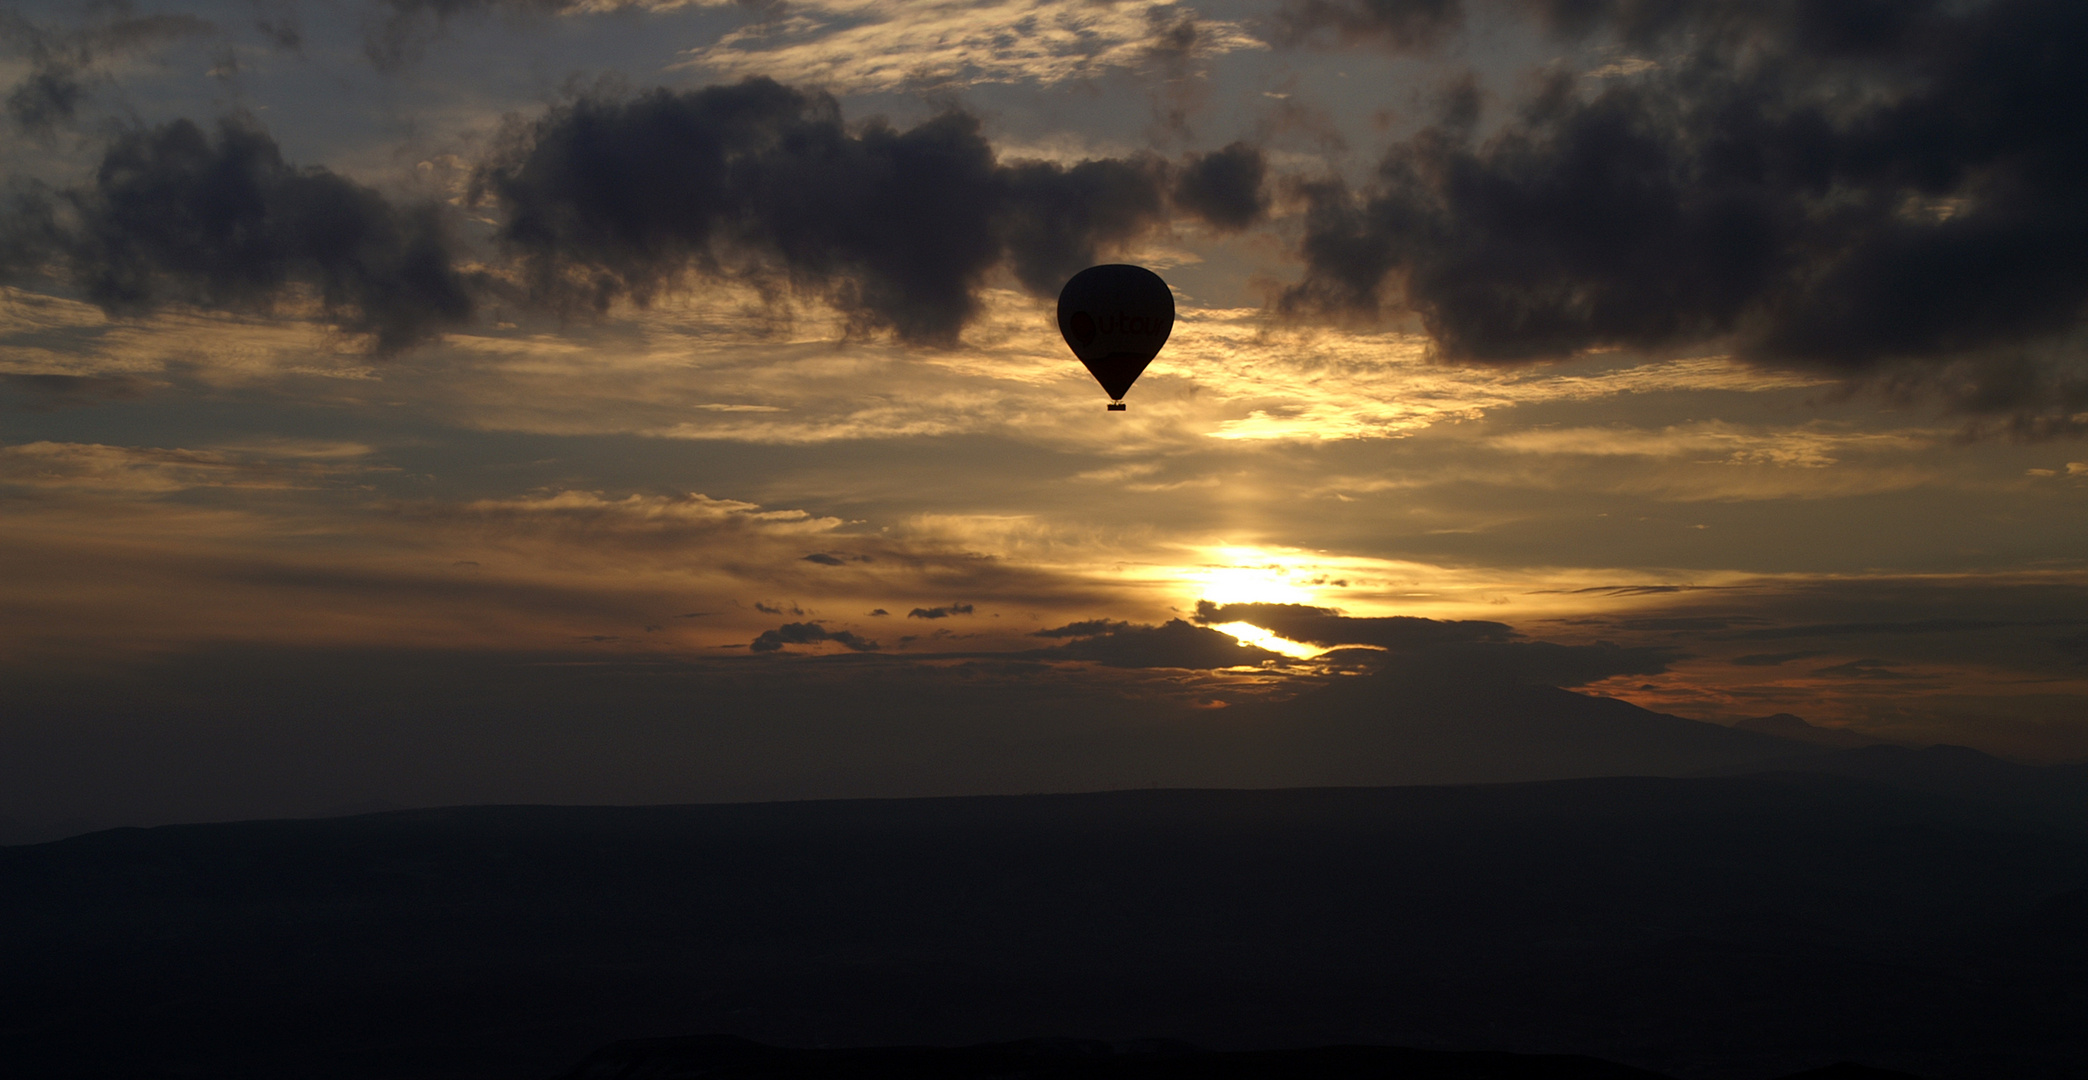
1057 264 1174 403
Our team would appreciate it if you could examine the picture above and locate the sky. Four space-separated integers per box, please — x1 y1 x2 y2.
3 0 2086 833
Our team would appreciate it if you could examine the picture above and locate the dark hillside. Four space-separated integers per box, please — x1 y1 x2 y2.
3 777 2084 1080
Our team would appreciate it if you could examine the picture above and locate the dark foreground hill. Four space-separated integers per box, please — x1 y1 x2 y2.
3 777 2085 1080
553 1035 1924 1080
555 1035 1679 1079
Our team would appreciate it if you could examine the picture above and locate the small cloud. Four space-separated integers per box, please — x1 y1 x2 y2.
908 603 974 619
754 601 807 616
748 621 880 654
867 609 889 617
675 611 715 618
802 553 845 566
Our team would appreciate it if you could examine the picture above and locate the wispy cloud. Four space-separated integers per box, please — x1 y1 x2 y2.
0 440 379 492
678 0 1265 93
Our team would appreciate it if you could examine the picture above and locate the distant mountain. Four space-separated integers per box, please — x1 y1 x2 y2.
1213 667 1825 787
1716 743 2088 828
1732 714 1886 749
5 778 2082 1080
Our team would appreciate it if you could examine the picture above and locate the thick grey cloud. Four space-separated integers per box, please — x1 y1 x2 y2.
749 621 880 653
1172 142 1270 232
474 78 1176 345
1279 0 2088 431
2 116 473 354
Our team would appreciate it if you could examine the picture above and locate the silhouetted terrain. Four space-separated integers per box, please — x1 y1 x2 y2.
1731 715 1885 749
554 1035 1678 1079
4 773 2085 1080
1701 744 2088 828
1223 671 1823 786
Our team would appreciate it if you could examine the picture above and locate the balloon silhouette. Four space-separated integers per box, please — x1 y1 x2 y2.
1057 264 1174 411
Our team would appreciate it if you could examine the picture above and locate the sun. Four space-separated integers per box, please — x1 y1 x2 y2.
1172 547 1335 659
1192 549 1322 607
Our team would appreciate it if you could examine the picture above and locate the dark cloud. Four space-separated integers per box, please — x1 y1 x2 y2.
1812 658 1914 680
1285 0 1945 53
1173 142 1270 231
1274 0 1465 49
6 61 87 135
795 551 870 569
1141 4 1202 65
868 609 889 617
1193 600 1511 648
754 601 806 616
474 78 1173 345
1033 619 1132 639
1570 585 1713 596
1383 639 1684 688
908 604 974 620
1612 617 1756 632
749 621 880 654
1732 650 1830 667
1723 617 2080 642
1042 619 1285 669
1 117 472 354
1516 0 1946 52
253 8 303 51
1279 0 2088 430
1 11 214 134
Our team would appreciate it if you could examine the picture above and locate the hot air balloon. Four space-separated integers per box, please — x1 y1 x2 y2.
1057 264 1174 411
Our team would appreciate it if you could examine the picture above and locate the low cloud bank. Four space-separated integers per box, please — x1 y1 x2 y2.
1194 601 1681 686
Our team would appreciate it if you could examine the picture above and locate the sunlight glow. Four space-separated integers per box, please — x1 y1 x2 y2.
1208 621 1329 660
1194 561 1320 606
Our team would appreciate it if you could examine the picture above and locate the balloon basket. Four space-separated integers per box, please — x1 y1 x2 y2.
1107 402 1126 411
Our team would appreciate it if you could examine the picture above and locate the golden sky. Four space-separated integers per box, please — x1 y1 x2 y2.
3 0 2086 833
